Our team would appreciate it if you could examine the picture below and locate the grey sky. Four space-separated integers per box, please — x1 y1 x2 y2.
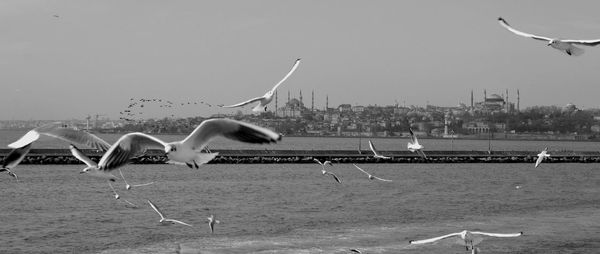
2 0 600 120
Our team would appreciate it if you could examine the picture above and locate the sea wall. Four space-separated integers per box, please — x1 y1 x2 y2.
2 149 600 164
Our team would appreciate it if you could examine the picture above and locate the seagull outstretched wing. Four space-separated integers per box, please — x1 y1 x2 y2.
497 17 552 42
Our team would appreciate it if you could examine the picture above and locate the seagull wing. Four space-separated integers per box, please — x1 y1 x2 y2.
182 118 281 150
353 164 370 176
8 122 111 151
69 145 97 167
326 172 342 183
409 232 462 245
268 58 302 93
368 140 381 157
409 128 419 145
132 182 154 187
166 219 193 227
471 231 523 238
147 200 166 220
497 17 552 41
98 133 167 171
313 158 323 166
417 149 427 159
1 143 32 169
373 176 393 182
221 96 264 108
562 39 600 46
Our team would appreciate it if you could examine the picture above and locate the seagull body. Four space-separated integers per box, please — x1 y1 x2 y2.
314 159 341 183
119 169 154 190
75 118 280 173
352 164 392 182
0 143 33 180
407 128 426 159
409 230 523 251
222 58 301 112
147 200 193 227
8 122 110 150
498 17 600 56
535 147 550 168
369 140 391 159
207 214 220 233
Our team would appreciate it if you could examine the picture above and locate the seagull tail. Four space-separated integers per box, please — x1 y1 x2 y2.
568 46 585 56
194 152 219 166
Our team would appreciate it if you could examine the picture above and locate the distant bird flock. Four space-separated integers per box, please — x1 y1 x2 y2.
4 14 594 250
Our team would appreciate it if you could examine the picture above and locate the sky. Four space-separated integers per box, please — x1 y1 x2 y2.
2 0 600 120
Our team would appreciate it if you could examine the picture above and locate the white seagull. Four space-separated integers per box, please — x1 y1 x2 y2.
221 58 301 112
407 128 427 159
409 230 523 252
119 169 154 190
535 147 550 168
313 158 341 184
368 140 391 159
207 214 220 233
69 144 117 181
8 122 110 150
147 200 193 227
78 118 280 173
498 17 600 56
0 143 33 181
352 164 392 182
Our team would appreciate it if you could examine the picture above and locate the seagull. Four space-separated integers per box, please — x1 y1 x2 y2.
207 214 220 233
407 128 426 159
221 58 301 112
69 145 117 181
409 230 523 252
78 118 281 173
535 147 550 168
313 159 341 184
0 143 33 181
8 122 110 151
368 140 391 159
352 164 392 182
107 181 137 207
349 249 362 253
119 169 154 190
498 17 600 56
147 200 193 227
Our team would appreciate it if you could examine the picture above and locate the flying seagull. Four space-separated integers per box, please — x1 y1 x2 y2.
352 164 392 182
107 181 137 207
368 140 391 159
221 58 301 112
498 17 600 56
207 214 220 233
75 118 280 173
0 143 33 181
535 147 550 168
147 200 193 227
70 145 117 181
8 122 110 151
119 169 154 190
409 230 523 252
313 159 341 184
407 128 426 159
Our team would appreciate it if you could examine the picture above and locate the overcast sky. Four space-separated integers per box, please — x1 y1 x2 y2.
2 0 600 120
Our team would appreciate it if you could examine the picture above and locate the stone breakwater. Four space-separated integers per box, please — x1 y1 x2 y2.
2 149 600 164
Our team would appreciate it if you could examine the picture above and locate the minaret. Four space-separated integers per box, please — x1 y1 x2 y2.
326 95 329 111
517 89 520 112
311 90 314 112
505 89 509 112
470 90 474 109
299 90 303 105
287 90 290 104
275 90 278 115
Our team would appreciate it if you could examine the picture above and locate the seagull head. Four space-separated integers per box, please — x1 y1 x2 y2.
548 40 555 46
165 143 177 155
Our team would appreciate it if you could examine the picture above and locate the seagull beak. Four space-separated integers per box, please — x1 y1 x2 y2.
79 171 85 174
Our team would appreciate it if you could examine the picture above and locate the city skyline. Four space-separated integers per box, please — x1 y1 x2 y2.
2 1 600 120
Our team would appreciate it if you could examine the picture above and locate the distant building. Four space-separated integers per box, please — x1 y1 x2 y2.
276 98 306 118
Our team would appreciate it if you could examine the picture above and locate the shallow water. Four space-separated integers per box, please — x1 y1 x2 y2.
0 163 599 253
